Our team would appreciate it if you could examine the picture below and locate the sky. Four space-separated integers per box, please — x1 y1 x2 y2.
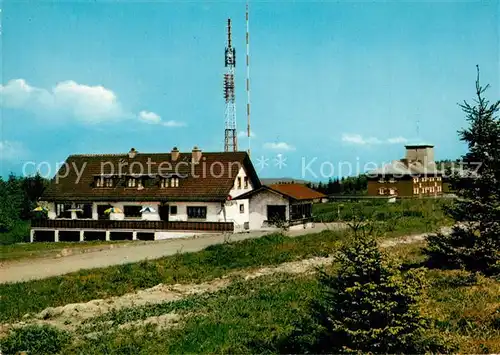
1 0 499 181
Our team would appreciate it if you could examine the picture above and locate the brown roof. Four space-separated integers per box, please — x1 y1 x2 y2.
234 183 325 201
42 151 260 202
268 183 326 200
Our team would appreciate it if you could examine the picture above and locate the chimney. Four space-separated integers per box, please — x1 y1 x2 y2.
128 148 137 159
191 146 202 164
171 147 180 161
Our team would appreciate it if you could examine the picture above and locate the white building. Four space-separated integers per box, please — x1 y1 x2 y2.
31 147 260 242
31 146 325 242
234 183 325 230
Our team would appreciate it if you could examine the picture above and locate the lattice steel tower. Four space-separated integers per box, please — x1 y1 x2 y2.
224 18 238 152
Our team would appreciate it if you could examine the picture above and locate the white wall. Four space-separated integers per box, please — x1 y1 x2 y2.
43 202 57 219
102 201 228 222
229 167 254 198
43 200 241 223
166 201 221 222
93 201 161 221
248 190 289 230
218 199 249 231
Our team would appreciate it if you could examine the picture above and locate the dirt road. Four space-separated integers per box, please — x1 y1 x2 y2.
0 223 347 284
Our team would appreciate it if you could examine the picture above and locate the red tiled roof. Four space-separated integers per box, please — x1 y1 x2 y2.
268 183 326 201
42 151 260 202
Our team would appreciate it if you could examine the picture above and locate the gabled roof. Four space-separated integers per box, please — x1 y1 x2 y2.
268 184 326 200
42 151 261 202
234 183 325 201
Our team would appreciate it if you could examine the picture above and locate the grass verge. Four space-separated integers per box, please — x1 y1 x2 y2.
63 244 500 354
0 231 346 323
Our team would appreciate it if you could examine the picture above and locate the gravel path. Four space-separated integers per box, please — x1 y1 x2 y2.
0 223 347 284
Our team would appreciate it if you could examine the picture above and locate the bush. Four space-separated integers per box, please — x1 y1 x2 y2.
0 325 71 355
0 221 30 245
426 226 500 275
280 234 451 354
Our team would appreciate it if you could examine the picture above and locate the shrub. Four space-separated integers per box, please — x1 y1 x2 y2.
281 234 451 354
0 325 71 355
426 226 500 274
0 221 30 245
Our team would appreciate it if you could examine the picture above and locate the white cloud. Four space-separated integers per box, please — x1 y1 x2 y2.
0 79 127 123
138 111 185 127
342 133 408 146
0 140 27 161
162 120 186 127
342 134 381 145
1 79 186 128
139 110 162 124
387 136 408 144
263 142 295 151
238 130 256 138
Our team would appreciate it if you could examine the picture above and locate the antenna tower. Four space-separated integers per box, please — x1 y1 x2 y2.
245 1 252 156
224 18 238 152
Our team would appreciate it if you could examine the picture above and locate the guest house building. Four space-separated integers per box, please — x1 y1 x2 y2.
31 147 324 242
367 144 444 197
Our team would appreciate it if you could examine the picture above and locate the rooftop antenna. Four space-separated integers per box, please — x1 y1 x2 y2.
224 18 238 152
246 1 252 157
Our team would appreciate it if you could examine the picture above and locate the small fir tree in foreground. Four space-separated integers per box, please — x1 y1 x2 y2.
425 66 500 275
282 233 449 354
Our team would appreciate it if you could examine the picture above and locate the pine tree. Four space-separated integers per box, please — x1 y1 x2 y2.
425 66 500 275
282 232 449 354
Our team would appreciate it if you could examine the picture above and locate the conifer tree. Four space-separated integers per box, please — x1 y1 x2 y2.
425 66 500 275
283 231 448 353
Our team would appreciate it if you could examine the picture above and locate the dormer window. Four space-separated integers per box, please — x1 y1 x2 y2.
160 177 179 188
127 177 137 188
95 177 104 187
237 177 242 189
244 176 249 189
95 176 113 188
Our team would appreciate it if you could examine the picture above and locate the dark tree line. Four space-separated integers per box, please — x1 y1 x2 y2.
307 175 368 196
0 174 49 244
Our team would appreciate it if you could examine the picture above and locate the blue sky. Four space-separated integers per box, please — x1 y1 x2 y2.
1 0 498 181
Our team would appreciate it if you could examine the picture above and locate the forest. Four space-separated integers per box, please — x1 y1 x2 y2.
0 174 48 245
306 175 368 195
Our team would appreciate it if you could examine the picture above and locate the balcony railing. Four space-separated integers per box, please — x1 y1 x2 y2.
31 219 234 232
